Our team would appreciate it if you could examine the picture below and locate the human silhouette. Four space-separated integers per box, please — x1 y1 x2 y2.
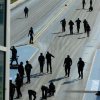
18 62 24 86
38 53 45 73
10 46 18 65
46 51 55 74
60 18 66 32
89 5 93 11
28 90 36 100
90 0 92 6
24 6 29 18
83 19 88 33
41 85 48 99
68 20 74 35
28 27 34 44
86 24 91 37
63 55 72 77
15 73 22 98
77 58 85 79
82 0 85 9
49 82 55 96
25 61 32 83
10 80 15 100
75 18 81 33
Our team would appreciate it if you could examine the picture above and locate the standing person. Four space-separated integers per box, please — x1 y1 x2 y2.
83 19 88 33
68 20 74 35
28 90 36 100
24 6 29 18
10 80 15 100
90 0 92 6
38 53 45 73
25 61 32 83
46 51 55 74
75 18 81 33
86 24 91 37
63 55 72 77
82 0 85 9
10 46 18 65
15 73 22 99
60 18 66 32
41 85 48 99
77 58 85 79
28 27 34 44
18 62 24 86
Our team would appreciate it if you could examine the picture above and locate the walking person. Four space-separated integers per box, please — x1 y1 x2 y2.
82 0 85 9
63 55 72 77
24 6 29 18
83 19 88 33
25 61 32 83
86 24 91 37
15 73 22 99
10 80 15 100
38 53 45 73
10 46 18 65
18 62 24 86
60 18 66 32
68 20 74 35
75 18 81 33
28 27 34 44
46 51 55 74
28 90 36 100
77 58 85 79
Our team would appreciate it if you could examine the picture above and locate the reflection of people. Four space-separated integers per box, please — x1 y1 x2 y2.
10 80 15 100
49 82 55 96
38 53 45 73
63 55 72 77
41 85 48 99
28 90 36 100
77 58 85 79
24 6 29 18
10 46 18 65
60 18 66 32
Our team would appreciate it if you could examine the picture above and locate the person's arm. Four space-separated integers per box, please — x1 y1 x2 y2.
63 58 66 66
28 30 30 37
70 58 72 66
51 54 55 58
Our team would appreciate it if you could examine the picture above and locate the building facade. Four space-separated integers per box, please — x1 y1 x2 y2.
0 0 10 100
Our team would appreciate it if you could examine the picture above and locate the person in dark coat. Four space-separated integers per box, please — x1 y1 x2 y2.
63 55 72 77
82 0 85 9
75 18 81 33
28 90 36 100
18 62 24 85
38 53 45 73
25 61 32 83
15 73 22 98
41 85 48 99
77 58 85 79
83 19 88 33
89 5 93 11
60 18 66 32
10 80 15 100
68 20 74 35
24 6 29 18
86 24 91 37
49 82 55 96
46 51 55 74
28 27 34 44
10 46 18 65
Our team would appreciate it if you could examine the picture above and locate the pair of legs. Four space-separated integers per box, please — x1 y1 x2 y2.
25 12 28 18
16 86 22 98
87 31 89 37
26 71 31 83
40 63 44 73
47 62 52 73
42 90 47 99
10 92 14 100
65 66 70 77
62 25 65 32
10 56 18 65
30 36 33 44
77 26 80 33
78 69 83 79
70 27 73 34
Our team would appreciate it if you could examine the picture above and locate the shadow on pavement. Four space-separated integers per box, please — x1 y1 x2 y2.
77 37 86 39
15 17 24 19
58 34 70 37
74 32 83 35
52 32 61 34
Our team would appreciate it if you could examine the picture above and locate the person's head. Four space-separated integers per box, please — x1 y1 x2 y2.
67 55 70 58
12 46 15 49
20 62 23 66
50 82 53 85
40 53 43 56
78 18 79 20
64 18 65 20
79 58 82 61
47 51 49 54
70 20 72 22
26 61 29 64
30 27 33 30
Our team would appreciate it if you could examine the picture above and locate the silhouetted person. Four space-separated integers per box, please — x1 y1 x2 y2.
25 61 32 83
15 73 22 98
10 80 15 100
68 20 74 35
10 46 18 65
83 19 88 33
86 24 91 37
75 18 81 33
77 58 85 79
38 53 45 73
63 55 72 77
28 27 34 44
28 90 36 100
46 51 55 74
89 5 93 11
41 85 48 99
18 62 24 86
24 6 29 18
90 0 92 6
82 0 85 9
60 18 66 32
49 82 55 96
